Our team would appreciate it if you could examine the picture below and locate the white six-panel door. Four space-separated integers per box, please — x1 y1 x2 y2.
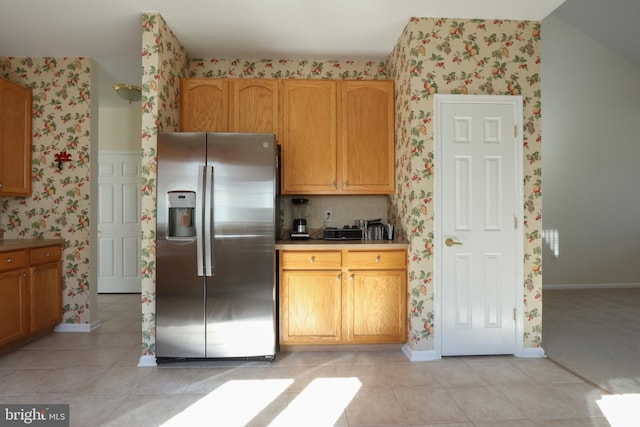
435 95 523 356
98 152 142 293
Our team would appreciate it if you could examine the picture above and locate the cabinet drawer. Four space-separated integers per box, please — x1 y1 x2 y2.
0 250 28 272
30 245 62 265
281 251 341 270
347 250 406 270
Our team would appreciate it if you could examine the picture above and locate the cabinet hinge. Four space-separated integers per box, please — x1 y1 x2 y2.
513 308 517 321
514 125 517 138
514 216 518 229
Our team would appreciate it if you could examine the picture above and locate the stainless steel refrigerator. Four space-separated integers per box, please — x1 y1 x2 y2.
156 132 277 361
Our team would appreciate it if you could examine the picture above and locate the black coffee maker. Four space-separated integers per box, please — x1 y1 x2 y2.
291 198 310 240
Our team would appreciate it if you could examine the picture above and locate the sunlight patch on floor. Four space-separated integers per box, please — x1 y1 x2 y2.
160 379 293 427
597 393 640 427
269 377 362 427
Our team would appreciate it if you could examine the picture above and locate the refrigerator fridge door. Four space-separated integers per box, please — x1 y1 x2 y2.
205 133 277 358
156 133 208 358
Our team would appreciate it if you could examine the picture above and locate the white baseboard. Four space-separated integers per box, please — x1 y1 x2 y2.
543 283 640 290
54 320 102 333
516 346 546 358
402 344 441 362
138 355 157 367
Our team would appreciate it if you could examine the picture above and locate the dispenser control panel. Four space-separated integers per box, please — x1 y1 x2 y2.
168 191 196 208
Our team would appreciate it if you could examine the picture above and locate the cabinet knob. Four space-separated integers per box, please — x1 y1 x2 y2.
22 272 27 278
5 257 11 263
375 256 381 263
34 270 38 275
45 252 51 257
349 274 354 281
343 181 348 188
337 274 341 281
309 256 315 263
0 183 3 188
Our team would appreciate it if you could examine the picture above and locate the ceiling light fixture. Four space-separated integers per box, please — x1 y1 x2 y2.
112 83 142 104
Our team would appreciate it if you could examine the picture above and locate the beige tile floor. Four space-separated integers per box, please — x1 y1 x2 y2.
0 293 621 426
543 288 640 395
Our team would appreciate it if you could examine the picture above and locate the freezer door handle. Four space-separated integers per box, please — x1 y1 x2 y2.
196 166 205 276
204 165 214 276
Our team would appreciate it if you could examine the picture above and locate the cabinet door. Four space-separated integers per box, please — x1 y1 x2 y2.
0 78 32 196
280 270 342 344
347 270 406 344
29 261 62 333
229 79 279 138
180 79 229 131
0 268 28 347
281 80 337 194
339 81 395 194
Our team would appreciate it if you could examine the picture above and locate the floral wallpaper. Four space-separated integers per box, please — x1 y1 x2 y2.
140 13 189 356
0 57 93 324
386 18 543 351
187 59 387 80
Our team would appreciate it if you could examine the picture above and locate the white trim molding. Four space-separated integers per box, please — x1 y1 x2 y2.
543 283 640 290
402 344 441 362
138 355 158 367
53 320 102 333
515 346 546 358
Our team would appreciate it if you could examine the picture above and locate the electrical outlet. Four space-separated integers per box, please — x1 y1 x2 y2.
324 210 333 223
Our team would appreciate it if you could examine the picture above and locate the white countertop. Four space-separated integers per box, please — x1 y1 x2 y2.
276 239 408 250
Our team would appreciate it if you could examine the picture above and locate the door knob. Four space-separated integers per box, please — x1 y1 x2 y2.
445 238 463 247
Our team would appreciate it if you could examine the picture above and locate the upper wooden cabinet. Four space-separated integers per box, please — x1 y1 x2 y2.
180 78 279 138
229 79 279 136
340 80 395 194
281 79 395 195
0 77 32 197
281 80 338 194
180 79 228 132
179 78 395 195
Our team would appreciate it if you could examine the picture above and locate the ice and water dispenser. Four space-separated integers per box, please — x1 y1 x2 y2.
167 191 196 238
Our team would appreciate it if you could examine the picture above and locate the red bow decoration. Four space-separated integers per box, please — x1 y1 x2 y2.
55 151 72 170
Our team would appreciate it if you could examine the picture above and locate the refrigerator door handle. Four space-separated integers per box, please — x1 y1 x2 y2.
204 165 214 276
196 165 205 276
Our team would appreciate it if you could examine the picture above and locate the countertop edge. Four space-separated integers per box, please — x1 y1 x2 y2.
0 239 66 252
276 240 409 250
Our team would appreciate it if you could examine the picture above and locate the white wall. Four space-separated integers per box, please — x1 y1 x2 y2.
98 106 141 151
541 15 640 287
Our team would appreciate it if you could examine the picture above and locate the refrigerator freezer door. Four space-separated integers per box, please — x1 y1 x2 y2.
156 133 208 358
205 133 277 358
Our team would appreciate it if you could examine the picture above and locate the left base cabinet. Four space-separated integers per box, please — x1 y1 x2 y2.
0 244 62 351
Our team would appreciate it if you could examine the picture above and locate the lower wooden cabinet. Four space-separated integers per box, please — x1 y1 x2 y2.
29 245 63 333
279 249 407 346
0 244 62 351
349 270 407 344
0 267 29 347
281 270 342 343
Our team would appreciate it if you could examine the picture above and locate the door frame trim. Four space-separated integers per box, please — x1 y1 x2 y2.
433 94 525 358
